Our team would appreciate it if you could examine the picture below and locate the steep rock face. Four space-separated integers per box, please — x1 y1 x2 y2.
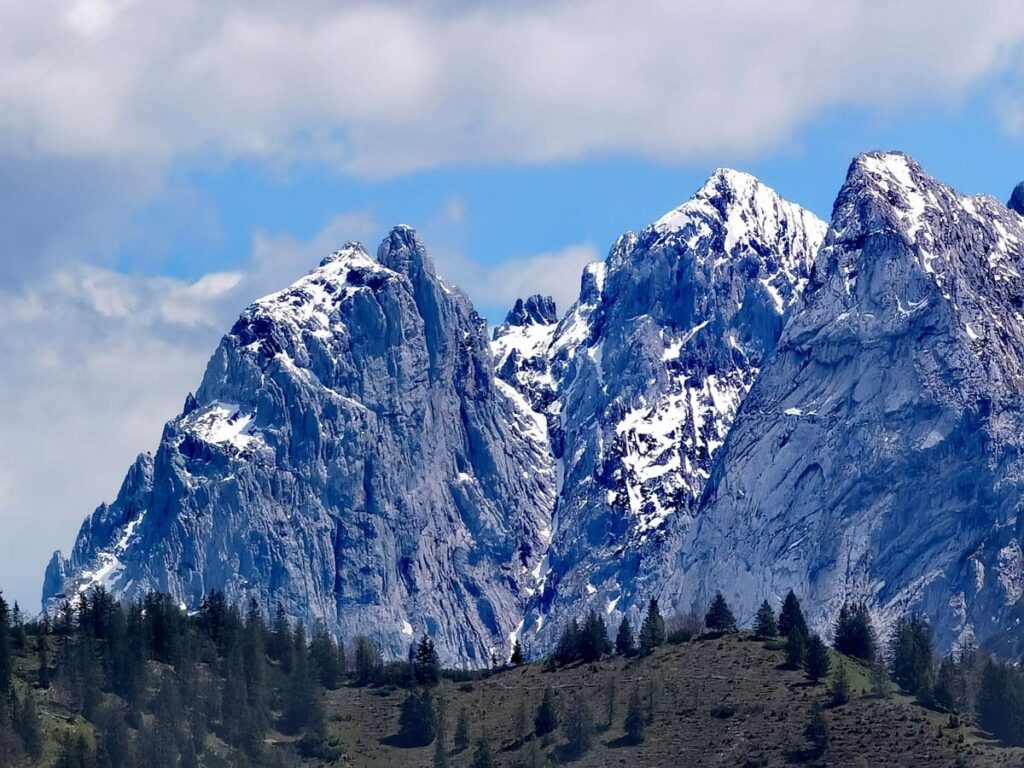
44 228 555 666
491 295 560 418
666 153 1024 650
495 171 827 648
1010 181 1024 217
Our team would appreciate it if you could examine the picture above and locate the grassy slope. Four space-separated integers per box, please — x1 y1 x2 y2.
321 634 1022 767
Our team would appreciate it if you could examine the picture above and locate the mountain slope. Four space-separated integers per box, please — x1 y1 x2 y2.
492 170 827 649
665 152 1024 649
44 228 555 666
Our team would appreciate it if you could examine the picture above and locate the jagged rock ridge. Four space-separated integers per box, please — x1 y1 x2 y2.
664 152 1024 651
45 228 555 666
492 169 827 649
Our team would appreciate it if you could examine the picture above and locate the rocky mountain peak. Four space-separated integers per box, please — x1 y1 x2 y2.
504 295 558 327
1009 181 1024 216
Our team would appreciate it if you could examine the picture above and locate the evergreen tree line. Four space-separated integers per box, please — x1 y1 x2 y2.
0 587 356 766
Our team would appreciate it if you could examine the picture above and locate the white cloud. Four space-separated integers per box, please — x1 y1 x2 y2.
0 1 1022 177
434 243 599 319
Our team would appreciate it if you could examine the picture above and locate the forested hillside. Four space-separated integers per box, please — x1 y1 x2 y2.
2 588 1024 766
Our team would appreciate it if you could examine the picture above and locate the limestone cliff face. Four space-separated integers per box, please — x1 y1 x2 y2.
45 228 555 666
493 170 826 650
669 153 1024 650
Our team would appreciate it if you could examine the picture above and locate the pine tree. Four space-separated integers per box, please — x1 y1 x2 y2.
579 611 612 662
888 614 934 700
242 599 271 740
778 590 808 640
510 639 525 666
804 633 830 683
13 690 42 760
0 593 11 695
534 687 558 737
564 691 594 758
96 702 132 768
414 634 441 685
615 616 636 656
11 603 26 651
513 697 528 744
833 601 877 661
310 620 344 689
603 678 616 731
269 602 292 670
433 694 448 768
283 623 318 734
934 655 958 711
977 660 1024 745
38 622 51 689
830 661 851 706
753 600 778 638
398 688 436 747
870 654 891 699
805 703 829 758
785 626 806 669
624 685 645 744
554 619 582 664
353 635 382 686
454 707 471 751
639 598 666 655
704 592 737 633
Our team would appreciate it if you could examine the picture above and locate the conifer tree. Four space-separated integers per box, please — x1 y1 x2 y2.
38 628 51 689
753 600 778 638
269 602 291 666
11 602 26 651
242 599 271 736
615 616 636 656
639 598 666 655
785 626 806 669
398 688 436 747
624 685 645 744
934 655 958 712
353 635 382 686
283 623 319 734
414 634 441 685
704 592 737 633
778 590 808 640
310 620 344 689
833 601 877 661
888 614 934 699
434 694 448 768
804 633 830 683
604 678 616 731
805 703 829 758
0 593 10 695
870 654 891 699
579 611 612 662
14 690 42 761
510 639 525 666
454 707 471 751
554 619 582 664
830 661 851 706
534 687 558 737
513 697 528 744
564 690 594 758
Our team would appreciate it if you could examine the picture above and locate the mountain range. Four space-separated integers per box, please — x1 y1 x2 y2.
44 151 1024 665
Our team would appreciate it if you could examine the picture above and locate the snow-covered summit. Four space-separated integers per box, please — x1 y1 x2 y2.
497 169 827 653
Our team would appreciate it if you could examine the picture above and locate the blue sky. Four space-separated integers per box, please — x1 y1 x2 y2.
2 0 1024 609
